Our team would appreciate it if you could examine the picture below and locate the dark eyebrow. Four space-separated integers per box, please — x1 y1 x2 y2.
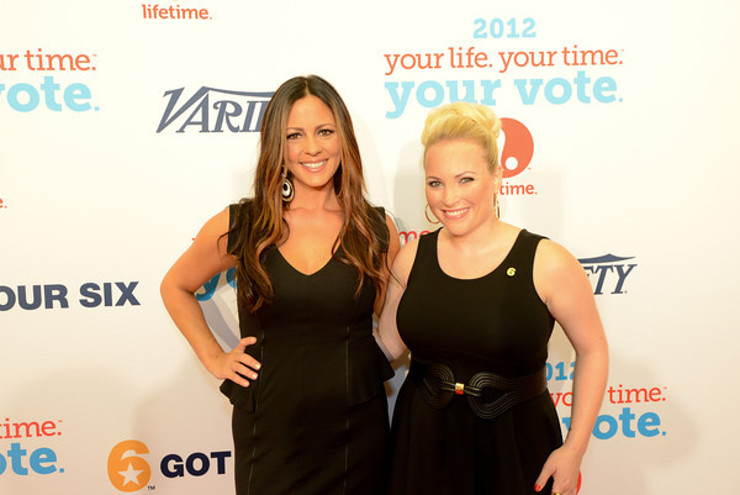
286 123 336 131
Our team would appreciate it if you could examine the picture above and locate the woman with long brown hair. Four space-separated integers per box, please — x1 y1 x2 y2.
161 75 399 495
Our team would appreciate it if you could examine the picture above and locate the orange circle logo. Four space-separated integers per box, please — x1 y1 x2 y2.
499 118 534 179
107 440 151 492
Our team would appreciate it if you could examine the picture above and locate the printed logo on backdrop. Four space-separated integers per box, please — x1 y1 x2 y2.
499 117 536 197
108 440 231 491
548 360 669 441
156 87 273 133
141 1 214 21
195 267 236 301
108 441 151 492
0 49 98 113
0 417 64 478
0 282 140 311
579 254 637 295
383 16 624 118
0 197 7 211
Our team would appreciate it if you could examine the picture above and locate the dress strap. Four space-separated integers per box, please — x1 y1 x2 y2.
502 230 546 281
227 201 254 255
405 228 441 287
369 206 390 253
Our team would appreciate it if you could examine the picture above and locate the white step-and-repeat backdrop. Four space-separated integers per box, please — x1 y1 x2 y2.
2 1 739 493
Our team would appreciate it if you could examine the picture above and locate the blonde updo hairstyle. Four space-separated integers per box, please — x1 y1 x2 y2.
420 102 502 172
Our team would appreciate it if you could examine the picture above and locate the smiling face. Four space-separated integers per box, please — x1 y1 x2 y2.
284 94 341 194
424 139 501 237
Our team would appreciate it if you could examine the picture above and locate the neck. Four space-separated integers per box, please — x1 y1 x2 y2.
290 181 340 211
441 215 503 252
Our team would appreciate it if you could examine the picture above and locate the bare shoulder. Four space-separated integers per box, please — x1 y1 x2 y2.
534 238 581 274
533 238 590 304
383 212 402 267
204 206 231 234
390 237 421 288
183 207 236 273
384 212 397 232
195 207 231 253
384 212 399 242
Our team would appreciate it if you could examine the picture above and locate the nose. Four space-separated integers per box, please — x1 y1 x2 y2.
442 185 458 206
304 133 320 155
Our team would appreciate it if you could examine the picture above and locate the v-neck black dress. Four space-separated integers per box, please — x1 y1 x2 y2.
220 202 393 495
388 228 562 495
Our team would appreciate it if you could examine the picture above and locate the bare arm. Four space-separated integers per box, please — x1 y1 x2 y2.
160 207 261 387
375 237 419 362
533 239 609 494
373 213 401 316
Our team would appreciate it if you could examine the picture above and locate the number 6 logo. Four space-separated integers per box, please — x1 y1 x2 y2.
107 440 151 492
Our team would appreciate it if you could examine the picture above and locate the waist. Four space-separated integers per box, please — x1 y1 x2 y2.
256 323 375 345
408 358 547 420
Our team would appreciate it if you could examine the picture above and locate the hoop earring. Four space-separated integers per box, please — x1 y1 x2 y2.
281 168 294 203
494 194 501 219
424 203 440 224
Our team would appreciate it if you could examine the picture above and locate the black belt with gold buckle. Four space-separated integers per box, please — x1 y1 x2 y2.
410 359 547 420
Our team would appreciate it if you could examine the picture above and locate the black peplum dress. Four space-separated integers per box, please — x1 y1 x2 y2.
388 228 563 495
220 202 394 495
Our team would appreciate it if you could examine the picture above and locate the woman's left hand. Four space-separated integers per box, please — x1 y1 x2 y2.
533 445 582 495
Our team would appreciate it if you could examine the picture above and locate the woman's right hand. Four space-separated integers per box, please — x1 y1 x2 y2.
208 337 262 387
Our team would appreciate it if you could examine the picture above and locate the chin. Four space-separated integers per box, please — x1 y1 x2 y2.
440 221 470 237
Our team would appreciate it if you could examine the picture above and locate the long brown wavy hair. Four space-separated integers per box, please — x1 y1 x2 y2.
229 75 389 311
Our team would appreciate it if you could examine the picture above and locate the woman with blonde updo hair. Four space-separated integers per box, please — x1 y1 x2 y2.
420 102 502 168
378 102 608 495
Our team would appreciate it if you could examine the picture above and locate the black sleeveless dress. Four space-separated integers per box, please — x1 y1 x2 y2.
220 202 394 495
388 228 563 495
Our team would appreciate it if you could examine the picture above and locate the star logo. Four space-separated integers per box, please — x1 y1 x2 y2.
108 440 151 492
118 461 144 487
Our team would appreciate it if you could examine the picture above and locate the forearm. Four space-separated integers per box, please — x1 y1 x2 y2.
562 346 609 456
373 325 407 362
161 282 225 376
375 287 408 363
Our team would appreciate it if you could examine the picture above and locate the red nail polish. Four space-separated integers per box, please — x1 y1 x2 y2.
534 484 541 492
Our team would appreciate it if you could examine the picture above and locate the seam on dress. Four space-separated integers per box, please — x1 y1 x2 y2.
246 326 264 495
343 324 349 495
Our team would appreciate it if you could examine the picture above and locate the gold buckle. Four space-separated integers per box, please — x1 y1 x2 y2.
454 382 465 395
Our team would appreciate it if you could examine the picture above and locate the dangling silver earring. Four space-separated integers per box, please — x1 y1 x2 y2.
424 203 440 224
281 168 294 203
